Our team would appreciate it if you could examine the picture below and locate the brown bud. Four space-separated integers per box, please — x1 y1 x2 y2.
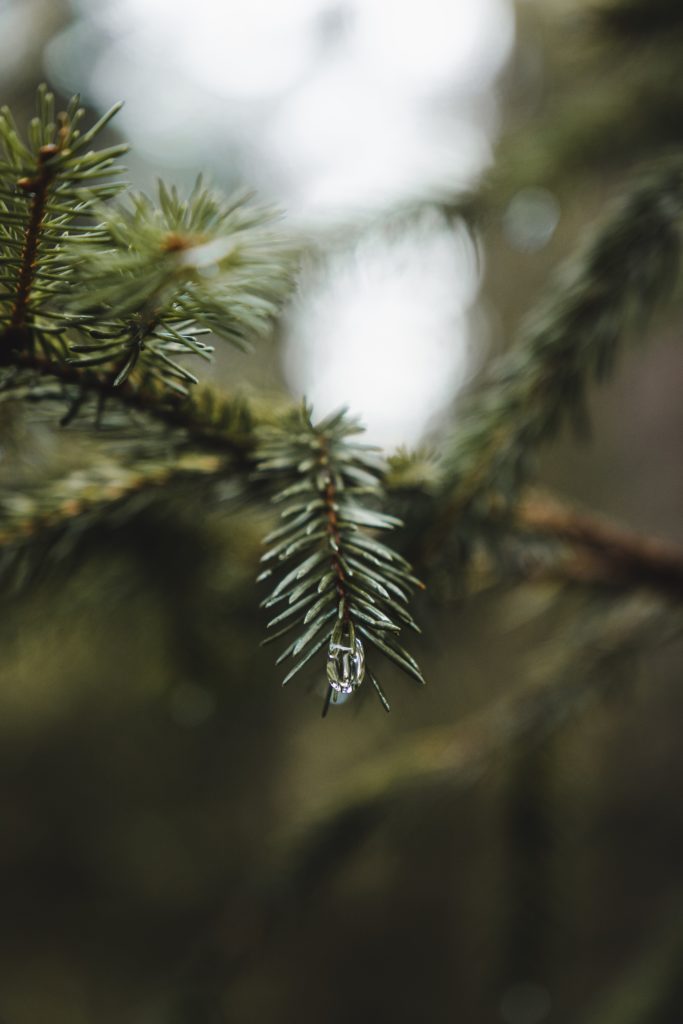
162 231 193 252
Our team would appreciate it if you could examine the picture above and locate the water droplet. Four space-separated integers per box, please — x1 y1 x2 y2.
326 633 365 694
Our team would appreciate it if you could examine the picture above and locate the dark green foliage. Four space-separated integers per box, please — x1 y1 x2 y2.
65 180 294 392
0 85 127 359
1 86 682 718
0 86 295 405
441 157 683 520
257 404 425 714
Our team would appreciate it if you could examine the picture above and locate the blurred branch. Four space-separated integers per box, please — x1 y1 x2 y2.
4 372 683 607
426 157 683 557
0 448 227 549
0 441 243 593
278 591 681 886
202 592 682 983
517 493 683 598
2 354 265 455
479 1 683 210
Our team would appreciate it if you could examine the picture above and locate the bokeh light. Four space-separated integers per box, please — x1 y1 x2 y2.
45 0 515 445
285 210 481 446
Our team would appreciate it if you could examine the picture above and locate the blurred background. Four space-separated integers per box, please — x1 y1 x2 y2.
1 0 683 1021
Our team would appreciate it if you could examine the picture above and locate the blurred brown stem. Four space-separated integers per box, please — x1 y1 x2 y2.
4 146 56 341
4 350 683 605
4 350 254 452
517 493 683 598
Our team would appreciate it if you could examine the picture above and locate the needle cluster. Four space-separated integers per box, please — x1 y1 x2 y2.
0 86 295 406
65 180 294 393
0 85 126 359
257 404 425 716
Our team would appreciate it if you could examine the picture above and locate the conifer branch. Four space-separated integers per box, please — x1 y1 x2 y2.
0 447 227 586
1 354 262 455
434 157 683 545
0 86 127 360
257 405 425 714
63 180 295 392
516 494 683 598
0 88 295 415
4 354 683 606
1 86 681 725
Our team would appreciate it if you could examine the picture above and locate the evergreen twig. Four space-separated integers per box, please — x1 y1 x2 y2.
257 404 425 714
1 87 682 720
0 85 127 360
0 87 295 409
0 448 228 588
432 157 683 551
516 494 683 598
64 180 294 391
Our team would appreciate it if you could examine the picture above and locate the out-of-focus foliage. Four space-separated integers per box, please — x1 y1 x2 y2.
0 2 682 1023
0 87 295 399
66 181 294 389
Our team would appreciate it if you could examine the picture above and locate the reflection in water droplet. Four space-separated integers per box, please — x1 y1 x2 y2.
327 634 365 694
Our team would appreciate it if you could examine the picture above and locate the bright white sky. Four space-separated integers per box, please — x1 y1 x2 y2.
46 0 515 447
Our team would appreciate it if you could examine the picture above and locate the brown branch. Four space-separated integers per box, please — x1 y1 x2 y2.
318 437 348 613
5 347 683 605
517 493 683 599
317 438 351 717
5 144 58 341
4 350 257 459
5 351 683 605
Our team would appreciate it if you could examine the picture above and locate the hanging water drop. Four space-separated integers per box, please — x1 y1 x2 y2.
326 632 365 694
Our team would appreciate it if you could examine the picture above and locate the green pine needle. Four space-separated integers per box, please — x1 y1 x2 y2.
257 403 426 716
0 85 128 359
63 179 296 393
0 87 296 412
440 157 683 518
